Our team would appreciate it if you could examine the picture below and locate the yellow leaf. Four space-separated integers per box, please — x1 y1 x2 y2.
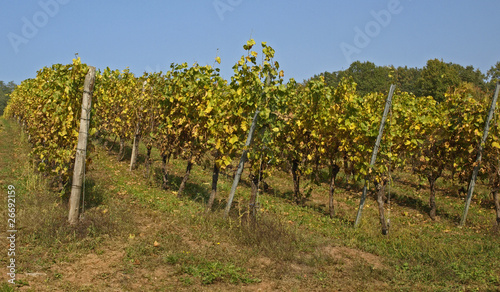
229 135 238 144
272 127 279 132
492 141 500 149
204 105 213 114
215 56 221 64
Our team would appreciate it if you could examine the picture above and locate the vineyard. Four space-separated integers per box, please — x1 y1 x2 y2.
2 40 500 290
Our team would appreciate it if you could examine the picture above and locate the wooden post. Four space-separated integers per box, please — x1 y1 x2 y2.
129 126 140 170
68 66 96 225
461 82 500 226
354 84 396 228
206 160 220 212
224 110 260 218
130 80 147 171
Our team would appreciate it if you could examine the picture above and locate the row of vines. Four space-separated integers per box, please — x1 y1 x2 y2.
4 40 500 231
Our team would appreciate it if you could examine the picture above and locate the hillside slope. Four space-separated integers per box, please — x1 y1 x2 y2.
0 118 499 291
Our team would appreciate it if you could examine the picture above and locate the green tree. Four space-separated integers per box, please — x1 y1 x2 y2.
315 62 399 96
0 81 16 116
418 59 461 102
393 66 421 95
487 61 500 81
453 64 486 90
314 60 489 99
343 61 391 96
487 61 500 92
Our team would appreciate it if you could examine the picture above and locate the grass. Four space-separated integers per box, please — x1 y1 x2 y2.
1 117 499 291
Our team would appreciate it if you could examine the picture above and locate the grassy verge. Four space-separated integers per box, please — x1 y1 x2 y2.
1 117 499 291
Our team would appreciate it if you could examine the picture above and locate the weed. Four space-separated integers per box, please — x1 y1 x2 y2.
0 283 14 292
233 213 302 261
53 273 63 280
182 260 260 285
179 276 193 286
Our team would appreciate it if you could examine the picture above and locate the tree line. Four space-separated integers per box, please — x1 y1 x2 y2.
314 59 500 101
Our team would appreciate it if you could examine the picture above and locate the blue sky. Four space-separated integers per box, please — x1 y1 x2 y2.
1 0 499 85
